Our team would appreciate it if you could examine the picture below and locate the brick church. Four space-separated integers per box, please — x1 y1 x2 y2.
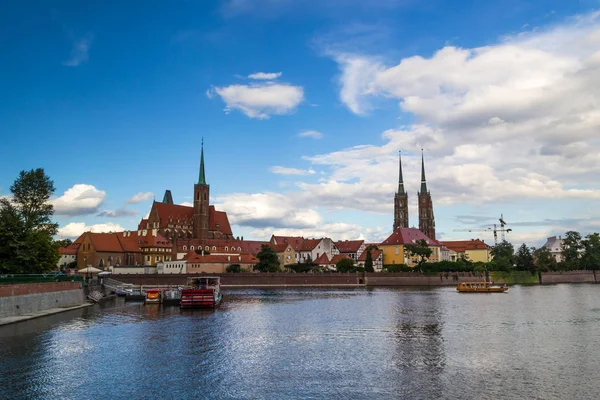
393 150 436 240
138 142 235 244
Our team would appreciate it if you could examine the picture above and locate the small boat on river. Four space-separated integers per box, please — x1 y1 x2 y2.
457 281 508 293
180 277 223 308
144 288 163 304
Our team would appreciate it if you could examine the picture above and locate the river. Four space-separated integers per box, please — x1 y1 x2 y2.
1 284 599 399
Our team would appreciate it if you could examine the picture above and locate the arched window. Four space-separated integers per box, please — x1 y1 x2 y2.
237 247 241 251
183 245 187 250
205 246 209 251
212 246 216 251
204 193 207 201
225 247 228 251
190 246 194 250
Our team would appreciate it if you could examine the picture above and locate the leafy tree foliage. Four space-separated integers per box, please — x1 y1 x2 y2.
364 249 375 273
254 244 280 272
490 240 515 271
532 246 556 272
514 243 535 271
336 257 356 273
404 239 432 267
54 238 73 248
226 264 241 273
560 231 583 270
0 169 59 274
580 233 600 270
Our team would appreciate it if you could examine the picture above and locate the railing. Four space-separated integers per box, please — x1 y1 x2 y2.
0 274 83 284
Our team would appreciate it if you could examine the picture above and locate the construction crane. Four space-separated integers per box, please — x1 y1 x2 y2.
453 215 513 245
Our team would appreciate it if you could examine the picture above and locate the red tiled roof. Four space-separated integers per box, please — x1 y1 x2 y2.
380 228 439 247
358 249 382 261
314 253 330 265
334 240 364 253
88 233 125 252
439 239 491 253
270 243 290 252
59 245 78 255
330 254 351 264
73 234 85 244
176 239 267 255
270 235 305 251
209 206 233 236
299 238 321 252
154 202 194 228
138 218 148 230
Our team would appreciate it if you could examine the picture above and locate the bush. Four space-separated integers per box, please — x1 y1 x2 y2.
226 264 241 273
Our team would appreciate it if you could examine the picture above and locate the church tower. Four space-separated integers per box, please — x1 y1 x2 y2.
193 140 210 242
393 151 409 231
418 150 436 240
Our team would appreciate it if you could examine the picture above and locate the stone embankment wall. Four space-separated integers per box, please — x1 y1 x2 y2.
365 272 485 286
540 271 597 284
114 273 362 287
0 282 84 318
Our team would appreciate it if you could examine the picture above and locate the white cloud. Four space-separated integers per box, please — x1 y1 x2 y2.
180 202 193 207
208 81 304 119
58 222 125 238
298 130 324 139
63 35 92 67
270 166 316 175
97 207 138 218
52 184 106 216
248 72 282 80
127 192 154 204
250 223 386 242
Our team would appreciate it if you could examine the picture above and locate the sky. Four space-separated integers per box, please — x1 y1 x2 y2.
2 0 600 247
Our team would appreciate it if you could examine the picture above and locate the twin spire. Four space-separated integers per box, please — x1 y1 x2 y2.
397 149 428 193
198 138 207 185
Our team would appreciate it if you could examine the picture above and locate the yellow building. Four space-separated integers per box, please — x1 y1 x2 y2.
380 228 440 267
439 239 492 263
270 243 297 268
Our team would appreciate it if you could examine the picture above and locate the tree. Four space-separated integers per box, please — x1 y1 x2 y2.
561 231 583 270
533 246 556 272
514 243 535 271
580 233 600 270
226 264 241 273
54 238 73 248
404 239 432 268
364 249 375 273
490 240 514 271
10 168 57 235
253 244 280 272
336 257 356 273
0 169 59 274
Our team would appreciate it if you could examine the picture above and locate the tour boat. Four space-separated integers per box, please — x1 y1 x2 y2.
144 288 163 304
457 281 508 293
180 277 223 309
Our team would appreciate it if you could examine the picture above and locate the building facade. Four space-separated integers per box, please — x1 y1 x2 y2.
379 228 440 267
440 239 492 263
418 151 436 240
393 151 409 231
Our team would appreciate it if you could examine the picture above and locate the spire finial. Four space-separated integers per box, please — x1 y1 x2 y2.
420 148 428 193
397 150 405 194
198 139 207 185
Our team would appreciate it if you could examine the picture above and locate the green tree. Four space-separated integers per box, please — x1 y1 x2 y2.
336 257 356 273
10 168 57 234
0 169 59 274
514 243 535 271
532 246 556 272
490 240 514 271
226 264 241 273
404 239 432 268
561 231 583 270
54 238 73 249
580 233 600 270
253 244 280 272
364 249 375 273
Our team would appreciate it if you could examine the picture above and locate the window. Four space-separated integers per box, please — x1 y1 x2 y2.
395 247 399 255
183 245 187 250
212 246 216 251
225 247 228 251
204 193 207 200
190 246 194 250
147 256 150 261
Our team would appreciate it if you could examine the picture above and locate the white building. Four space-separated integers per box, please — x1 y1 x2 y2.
157 260 187 274
297 238 339 263
542 236 564 262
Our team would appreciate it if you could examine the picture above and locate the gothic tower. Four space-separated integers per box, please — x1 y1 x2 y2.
418 150 436 240
393 151 409 231
193 140 210 241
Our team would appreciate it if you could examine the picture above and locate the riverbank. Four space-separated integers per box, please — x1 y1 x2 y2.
0 302 93 326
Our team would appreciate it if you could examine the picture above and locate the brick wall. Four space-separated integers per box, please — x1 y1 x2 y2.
0 282 82 297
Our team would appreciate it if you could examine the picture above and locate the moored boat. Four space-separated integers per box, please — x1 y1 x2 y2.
144 288 163 304
457 281 508 293
180 277 223 309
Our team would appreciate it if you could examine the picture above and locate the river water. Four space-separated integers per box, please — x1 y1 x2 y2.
1 284 599 399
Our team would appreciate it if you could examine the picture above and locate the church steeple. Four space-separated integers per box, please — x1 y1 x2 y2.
397 151 405 194
420 149 428 194
198 138 207 185
393 150 409 231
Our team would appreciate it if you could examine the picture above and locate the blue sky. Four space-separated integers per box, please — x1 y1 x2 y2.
2 0 600 246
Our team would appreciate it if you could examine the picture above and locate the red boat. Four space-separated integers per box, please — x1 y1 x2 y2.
180 277 223 309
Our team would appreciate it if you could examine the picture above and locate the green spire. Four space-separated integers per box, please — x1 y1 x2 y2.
420 149 428 193
397 151 405 194
198 138 207 185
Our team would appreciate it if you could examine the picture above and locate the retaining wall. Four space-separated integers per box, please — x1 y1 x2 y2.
0 282 85 319
540 271 597 284
365 272 486 286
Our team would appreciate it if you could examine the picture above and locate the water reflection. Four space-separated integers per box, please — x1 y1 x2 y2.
1 285 600 399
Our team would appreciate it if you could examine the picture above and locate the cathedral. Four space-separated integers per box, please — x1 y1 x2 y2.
393 150 436 240
139 142 235 243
